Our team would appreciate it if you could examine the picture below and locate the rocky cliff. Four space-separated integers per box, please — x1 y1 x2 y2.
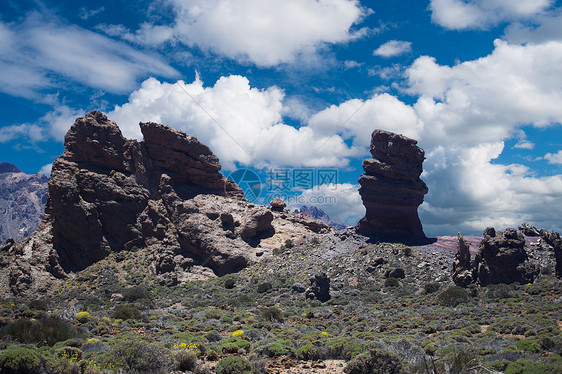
356 130 428 242
296 206 347 231
0 111 330 296
0 163 48 243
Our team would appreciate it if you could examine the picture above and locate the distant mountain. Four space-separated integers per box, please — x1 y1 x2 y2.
0 163 48 243
295 205 348 230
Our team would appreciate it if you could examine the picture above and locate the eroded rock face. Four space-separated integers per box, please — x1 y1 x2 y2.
356 130 428 242
305 273 330 302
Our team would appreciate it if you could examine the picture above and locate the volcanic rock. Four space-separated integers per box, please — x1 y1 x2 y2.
305 273 330 302
518 222 540 237
384 268 405 279
541 230 562 278
270 197 286 212
0 111 330 296
0 165 48 243
356 130 428 242
451 233 474 287
474 227 539 286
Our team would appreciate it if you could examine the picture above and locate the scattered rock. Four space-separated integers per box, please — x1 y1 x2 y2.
356 130 428 242
372 257 388 267
292 282 306 293
385 268 405 279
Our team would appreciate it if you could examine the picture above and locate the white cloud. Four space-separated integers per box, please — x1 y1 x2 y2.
79 6 105 20
429 0 553 30
373 40 412 58
117 0 369 67
544 150 562 164
109 76 355 169
38 163 53 177
504 10 562 44
288 183 364 224
0 13 177 99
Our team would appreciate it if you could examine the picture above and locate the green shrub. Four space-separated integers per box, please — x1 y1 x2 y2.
0 347 43 374
424 282 440 294
0 317 85 346
296 344 319 361
284 239 294 248
205 309 223 320
215 356 253 374
102 340 170 372
224 276 237 289
273 245 287 255
257 282 272 293
262 307 283 321
122 286 152 301
266 339 295 357
384 278 399 288
343 349 402 374
437 286 469 307
174 350 198 371
220 338 252 354
111 305 142 320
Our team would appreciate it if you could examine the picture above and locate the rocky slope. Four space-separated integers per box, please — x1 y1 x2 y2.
0 111 330 296
356 130 428 242
0 163 48 243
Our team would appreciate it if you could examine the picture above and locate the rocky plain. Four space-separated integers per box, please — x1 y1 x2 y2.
0 111 560 374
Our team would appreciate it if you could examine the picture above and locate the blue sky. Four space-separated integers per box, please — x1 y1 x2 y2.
1 0 562 236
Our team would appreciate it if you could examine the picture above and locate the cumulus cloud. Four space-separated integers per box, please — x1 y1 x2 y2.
38 163 53 177
288 183 364 224
373 40 412 58
109 75 355 169
544 150 562 164
429 0 553 30
0 13 177 99
113 0 369 67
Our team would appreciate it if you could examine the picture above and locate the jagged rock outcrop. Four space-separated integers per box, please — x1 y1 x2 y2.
451 233 474 287
0 111 331 296
0 164 48 243
296 206 347 231
356 130 428 242
452 227 542 287
541 230 562 278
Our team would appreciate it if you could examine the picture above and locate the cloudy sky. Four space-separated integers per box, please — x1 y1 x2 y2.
1 0 562 236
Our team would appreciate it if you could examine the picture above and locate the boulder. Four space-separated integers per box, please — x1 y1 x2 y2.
356 130 428 242
305 273 331 302
384 268 405 279
240 207 274 240
541 231 562 278
270 197 286 212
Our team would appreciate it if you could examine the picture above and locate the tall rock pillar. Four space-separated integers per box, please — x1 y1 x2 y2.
356 130 428 241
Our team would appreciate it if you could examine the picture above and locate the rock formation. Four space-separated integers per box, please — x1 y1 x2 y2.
270 198 286 212
356 130 428 242
0 164 48 243
452 227 542 287
0 111 331 296
541 230 562 278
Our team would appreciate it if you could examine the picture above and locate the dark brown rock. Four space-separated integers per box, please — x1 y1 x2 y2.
518 222 540 237
305 273 330 302
270 197 286 212
384 268 405 279
451 233 474 287
541 230 562 278
474 227 539 286
356 130 428 242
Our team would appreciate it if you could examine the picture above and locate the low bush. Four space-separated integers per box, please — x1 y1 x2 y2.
343 349 403 374
122 286 152 302
424 282 440 294
296 344 319 360
215 356 253 374
102 340 170 373
0 347 43 374
111 304 142 320
0 317 85 346
257 282 272 293
437 286 469 307
262 307 283 321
